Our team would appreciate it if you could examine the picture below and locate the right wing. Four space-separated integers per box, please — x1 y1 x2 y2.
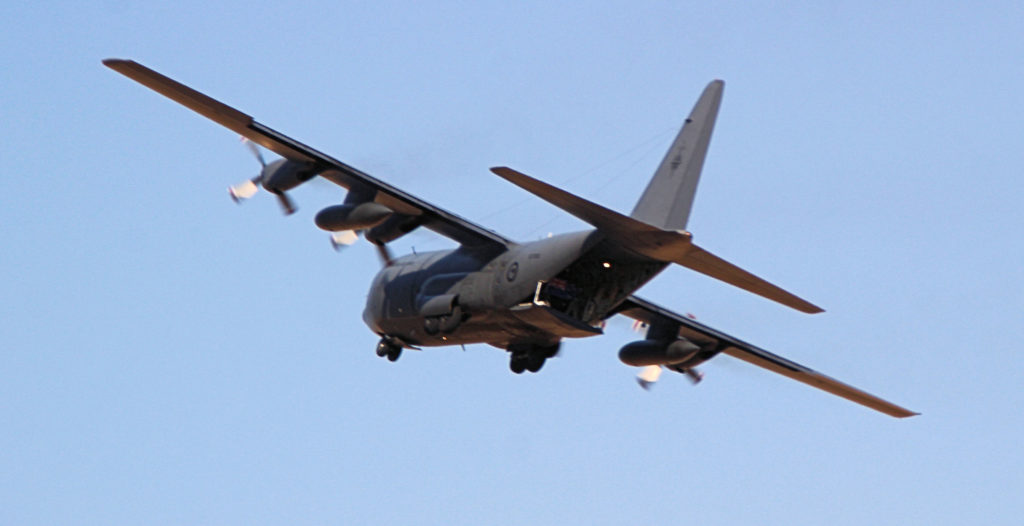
614 295 917 418
103 59 510 251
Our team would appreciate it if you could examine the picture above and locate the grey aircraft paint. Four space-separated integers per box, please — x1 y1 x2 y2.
630 79 723 231
104 59 916 418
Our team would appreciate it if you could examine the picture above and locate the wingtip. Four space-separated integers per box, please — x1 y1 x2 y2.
102 58 137 73
490 166 521 181
788 296 824 314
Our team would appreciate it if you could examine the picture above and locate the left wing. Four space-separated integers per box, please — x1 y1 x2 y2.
103 59 510 251
614 295 917 418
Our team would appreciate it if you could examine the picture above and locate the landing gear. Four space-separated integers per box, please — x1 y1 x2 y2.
525 350 549 372
510 353 527 374
376 338 402 362
508 342 560 374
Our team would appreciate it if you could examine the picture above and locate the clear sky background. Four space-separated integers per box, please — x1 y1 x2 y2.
2 2 1023 524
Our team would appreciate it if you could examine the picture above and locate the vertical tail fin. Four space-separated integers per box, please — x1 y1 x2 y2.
630 80 724 231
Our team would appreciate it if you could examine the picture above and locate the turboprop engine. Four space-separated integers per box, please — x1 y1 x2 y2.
314 202 393 232
228 140 318 215
260 159 311 194
619 337 714 388
313 199 411 259
618 338 704 367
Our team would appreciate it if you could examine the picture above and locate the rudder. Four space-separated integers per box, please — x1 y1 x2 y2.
630 80 724 231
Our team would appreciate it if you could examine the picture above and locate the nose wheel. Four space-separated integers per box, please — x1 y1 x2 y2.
376 338 402 362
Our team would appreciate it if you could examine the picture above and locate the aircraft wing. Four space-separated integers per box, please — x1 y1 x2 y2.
614 295 918 418
103 59 510 250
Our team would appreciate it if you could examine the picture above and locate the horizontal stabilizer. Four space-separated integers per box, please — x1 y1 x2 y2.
675 244 823 314
491 166 823 313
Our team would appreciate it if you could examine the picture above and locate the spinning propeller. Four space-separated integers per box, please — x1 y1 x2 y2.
626 314 704 389
228 139 298 215
328 230 393 267
329 230 359 250
330 229 394 267
226 141 399 265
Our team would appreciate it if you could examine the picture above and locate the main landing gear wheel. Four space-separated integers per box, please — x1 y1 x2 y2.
376 338 402 362
508 351 544 373
510 353 527 374
525 353 546 373
508 343 560 374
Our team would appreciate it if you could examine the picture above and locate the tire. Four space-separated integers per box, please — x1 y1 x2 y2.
510 355 526 374
526 354 545 373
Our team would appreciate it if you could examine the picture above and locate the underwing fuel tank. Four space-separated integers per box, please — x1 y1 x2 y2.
618 338 701 367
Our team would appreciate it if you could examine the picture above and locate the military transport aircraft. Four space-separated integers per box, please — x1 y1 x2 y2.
104 59 916 418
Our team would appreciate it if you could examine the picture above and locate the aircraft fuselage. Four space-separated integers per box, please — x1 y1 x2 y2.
363 230 666 349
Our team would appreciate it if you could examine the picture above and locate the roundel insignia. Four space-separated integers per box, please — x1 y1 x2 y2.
506 262 519 282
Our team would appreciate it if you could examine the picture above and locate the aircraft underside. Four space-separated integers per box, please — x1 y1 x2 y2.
366 236 668 373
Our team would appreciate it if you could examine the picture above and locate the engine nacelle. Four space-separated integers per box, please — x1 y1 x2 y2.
365 214 423 245
618 338 702 367
315 202 393 232
260 159 312 193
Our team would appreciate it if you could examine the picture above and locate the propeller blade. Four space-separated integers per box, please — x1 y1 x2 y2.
330 230 359 250
685 368 705 385
274 191 296 215
228 178 260 202
241 137 266 167
374 242 394 267
636 365 662 390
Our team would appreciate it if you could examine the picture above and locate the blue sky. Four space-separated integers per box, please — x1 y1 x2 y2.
3 1 1023 524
